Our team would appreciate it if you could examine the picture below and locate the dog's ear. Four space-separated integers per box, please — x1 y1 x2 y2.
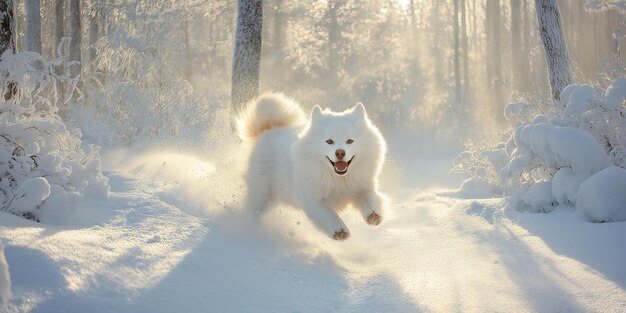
310 105 322 121
353 102 367 120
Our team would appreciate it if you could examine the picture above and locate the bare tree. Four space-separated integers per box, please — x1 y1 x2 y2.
231 0 263 111
25 0 41 53
535 0 572 102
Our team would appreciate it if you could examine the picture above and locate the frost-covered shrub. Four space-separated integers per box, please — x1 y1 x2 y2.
82 70 214 145
0 51 109 222
452 139 508 197
455 77 626 222
80 1 217 145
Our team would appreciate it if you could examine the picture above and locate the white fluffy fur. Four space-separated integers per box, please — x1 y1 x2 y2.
236 93 305 144
237 92 388 239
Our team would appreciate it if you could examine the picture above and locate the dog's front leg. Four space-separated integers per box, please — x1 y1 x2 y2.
357 190 387 225
298 198 350 240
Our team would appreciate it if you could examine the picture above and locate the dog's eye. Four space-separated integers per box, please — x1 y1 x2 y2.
346 139 353 144
326 139 334 145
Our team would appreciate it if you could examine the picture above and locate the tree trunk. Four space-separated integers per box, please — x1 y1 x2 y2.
409 0 417 55
69 0 81 79
492 0 504 122
534 0 572 103
208 2 214 86
25 0 41 53
182 19 191 81
273 0 282 51
432 2 443 84
54 0 65 105
485 0 504 122
521 0 530 90
493 0 502 88
231 0 263 111
67 0 81 105
0 0 14 56
461 0 469 108
511 0 522 90
327 0 340 83
0 242 11 307
485 0 493 87
54 0 64 57
88 1 99 74
0 0 16 100
470 0 477 49
453 0 462 106
100 0 108 86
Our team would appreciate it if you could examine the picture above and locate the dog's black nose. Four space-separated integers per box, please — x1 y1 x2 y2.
335 149 345 159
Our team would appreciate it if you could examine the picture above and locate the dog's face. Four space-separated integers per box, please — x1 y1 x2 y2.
301 103 383 177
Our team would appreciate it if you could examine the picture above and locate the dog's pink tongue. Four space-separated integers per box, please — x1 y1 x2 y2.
334 161 348 172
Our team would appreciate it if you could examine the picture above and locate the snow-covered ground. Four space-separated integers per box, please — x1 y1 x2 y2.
0 143 625 313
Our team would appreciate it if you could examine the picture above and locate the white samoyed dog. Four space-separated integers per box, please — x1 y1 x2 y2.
237 93 387 240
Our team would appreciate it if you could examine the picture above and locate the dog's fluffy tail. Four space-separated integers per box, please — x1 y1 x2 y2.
236 92 305 144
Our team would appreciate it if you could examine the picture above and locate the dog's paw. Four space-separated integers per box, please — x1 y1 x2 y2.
332 229 350 240
366 211 382 225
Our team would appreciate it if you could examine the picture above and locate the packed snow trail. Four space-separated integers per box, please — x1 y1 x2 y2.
0 150 625 312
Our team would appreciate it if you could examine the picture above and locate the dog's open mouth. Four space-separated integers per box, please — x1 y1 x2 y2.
327 156 354 176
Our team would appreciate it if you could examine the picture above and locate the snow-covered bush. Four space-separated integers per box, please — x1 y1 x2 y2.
0 51 109 222
455 77 626 222
577 166 626 222
452 140 507 197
